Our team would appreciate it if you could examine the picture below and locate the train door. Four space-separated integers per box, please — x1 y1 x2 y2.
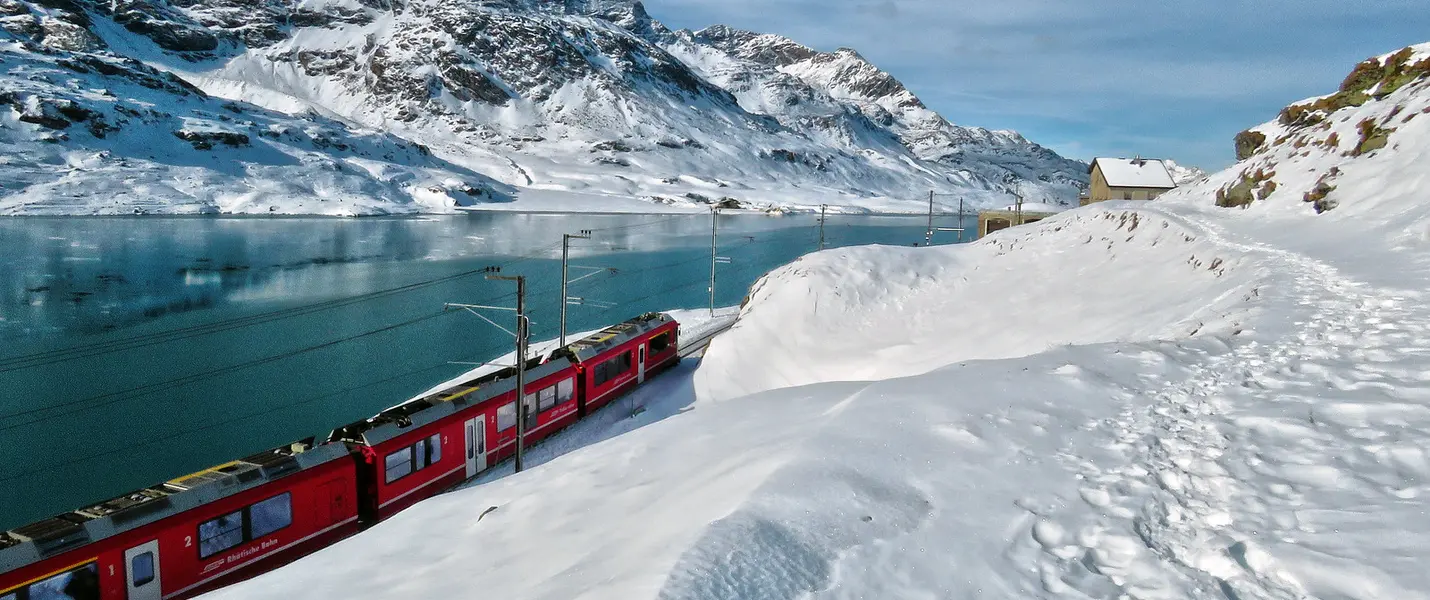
123 540 162 600
637 345 646 384
314 479 346 527
465 415 487 478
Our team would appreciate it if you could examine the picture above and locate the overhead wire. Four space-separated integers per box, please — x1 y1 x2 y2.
0 337 519 484
0 308 462 432
0 219 836 426
0 272 577 428
0 214 922 488
0 239 568 373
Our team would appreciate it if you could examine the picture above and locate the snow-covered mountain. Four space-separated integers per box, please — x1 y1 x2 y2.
0 0 513 215
0 0 1087 215
1162 159 1207 185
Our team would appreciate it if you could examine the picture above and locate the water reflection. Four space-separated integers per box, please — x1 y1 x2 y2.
0 212 967 529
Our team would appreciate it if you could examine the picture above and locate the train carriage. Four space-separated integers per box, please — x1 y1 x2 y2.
2 312 687 600
0 440 357 600
328 356 583 521
560 313 680 415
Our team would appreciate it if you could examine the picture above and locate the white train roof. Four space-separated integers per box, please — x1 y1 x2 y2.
562 312 675 362
329 355 575 447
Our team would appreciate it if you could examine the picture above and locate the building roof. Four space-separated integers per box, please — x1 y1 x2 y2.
1091 157 1177 189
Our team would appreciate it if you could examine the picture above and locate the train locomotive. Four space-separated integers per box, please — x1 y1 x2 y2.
0 313 680 600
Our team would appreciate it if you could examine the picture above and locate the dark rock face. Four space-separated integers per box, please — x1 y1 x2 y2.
174 129 251 149
18 98 74 129
40 18 105 51
116 14 219 52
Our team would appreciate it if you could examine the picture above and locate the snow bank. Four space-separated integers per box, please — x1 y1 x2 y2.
695 207 1260 401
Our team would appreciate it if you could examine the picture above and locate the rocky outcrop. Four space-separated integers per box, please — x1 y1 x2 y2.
1208 43 1430 215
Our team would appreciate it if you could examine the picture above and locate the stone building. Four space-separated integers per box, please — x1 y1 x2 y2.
1081 157 1177 205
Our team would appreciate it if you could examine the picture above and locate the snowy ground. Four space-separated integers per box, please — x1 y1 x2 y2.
207 53 1430 600
212 196 1430 599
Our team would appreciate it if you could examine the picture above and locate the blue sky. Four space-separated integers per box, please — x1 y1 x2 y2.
646 0 1430 171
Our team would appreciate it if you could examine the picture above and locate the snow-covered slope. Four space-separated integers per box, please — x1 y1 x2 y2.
0 5 510 215
1 0 1086 215
695 210 1257 401
207 40 1430 600
656 25 1087 199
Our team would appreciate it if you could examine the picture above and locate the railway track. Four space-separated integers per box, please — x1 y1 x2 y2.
677 318 736 358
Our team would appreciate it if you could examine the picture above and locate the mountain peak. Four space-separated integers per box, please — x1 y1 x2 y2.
0 0 1089 214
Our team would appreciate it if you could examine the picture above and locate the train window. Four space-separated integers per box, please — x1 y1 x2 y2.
1 592 13 600
384 447 414 484
250 493 293 538
426 434 442 466
413 438 429 471
131 551 155 587
650 332 671 353
557 378 574 402
199 510 245 558
15 562 99 600
538 387 557 411
593 352 631 386
497 402 516 432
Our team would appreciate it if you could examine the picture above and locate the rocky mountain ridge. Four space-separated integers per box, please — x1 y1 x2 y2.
1 0 1089 214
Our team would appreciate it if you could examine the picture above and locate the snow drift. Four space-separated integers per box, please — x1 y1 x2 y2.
204 41 1430 599
694 209 1261 402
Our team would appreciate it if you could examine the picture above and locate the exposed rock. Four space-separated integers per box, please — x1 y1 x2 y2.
174 129 251 149
0 0 28 17
39 17 103 51
1354 118 1394 156
592 140 633 153
18 97 74 129
593 155 630 167
105 0 221 52
0 13 40 38
1234 130 1266 160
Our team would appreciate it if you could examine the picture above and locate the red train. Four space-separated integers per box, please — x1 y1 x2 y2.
0 313 680 600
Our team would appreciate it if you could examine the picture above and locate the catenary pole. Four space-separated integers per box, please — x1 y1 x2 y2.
818 204 827 251
959 197 965 242
709 206 718 317
513 276 527 473
924 190 935 246
560 231 591 348
485 274 528 472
